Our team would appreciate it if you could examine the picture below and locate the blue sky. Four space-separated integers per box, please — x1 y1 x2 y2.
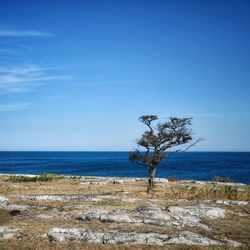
0 0 249 151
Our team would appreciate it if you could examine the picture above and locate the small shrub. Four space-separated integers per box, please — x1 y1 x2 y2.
211 176 232 183
168 176 178 182
8 174 59 183
9 175 37 182
224 185 238 199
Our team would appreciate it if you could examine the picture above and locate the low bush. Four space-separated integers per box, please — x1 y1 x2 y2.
211 176 232 183
8 174 60 183
168 176 179 182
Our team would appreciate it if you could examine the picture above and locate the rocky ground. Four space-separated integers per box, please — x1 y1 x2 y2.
0 175 249 249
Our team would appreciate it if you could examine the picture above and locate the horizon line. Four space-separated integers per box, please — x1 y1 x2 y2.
0 150 249 153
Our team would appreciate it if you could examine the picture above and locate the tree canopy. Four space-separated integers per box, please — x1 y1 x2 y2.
129 115 202 193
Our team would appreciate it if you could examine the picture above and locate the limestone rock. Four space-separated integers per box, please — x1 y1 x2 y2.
48 228 87 242
168 231 222 245
215 200 248 206
7 204 30 211
48 227 237 246
0 226 22 239
0 196 9 206
168 204 225 221
0 195 29 211
76 204 226 229
20 195 85 202
121 198 141 203
136 206 162 217
76 208 107 221
80 179 132 185
76 209 135 224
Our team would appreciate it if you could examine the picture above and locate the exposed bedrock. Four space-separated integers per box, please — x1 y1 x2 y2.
47 227 240 246
0 195 29 210
0 226 22 239
76 204 225 228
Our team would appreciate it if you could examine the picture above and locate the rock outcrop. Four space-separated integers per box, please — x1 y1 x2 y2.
0 195 29 210
76 204 225 229
47 227 239 246
80 179 133 185
0 226 22 239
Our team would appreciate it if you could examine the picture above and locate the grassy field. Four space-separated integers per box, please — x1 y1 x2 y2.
0 175 249 249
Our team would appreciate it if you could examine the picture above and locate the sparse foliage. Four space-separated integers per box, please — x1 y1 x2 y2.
129 115 202 193
168 176 179 182
211 176 232 183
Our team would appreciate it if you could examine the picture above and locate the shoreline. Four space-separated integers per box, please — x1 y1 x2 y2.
0 173 248 186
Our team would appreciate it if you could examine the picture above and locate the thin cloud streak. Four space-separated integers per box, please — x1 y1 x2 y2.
0 74 69 84
0 64 44 75
0 103 31 111
0 30 53 37
0 64 71 93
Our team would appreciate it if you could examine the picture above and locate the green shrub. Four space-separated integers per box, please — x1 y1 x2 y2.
8 174 59 183
224 185 238 199
211 176 232 183
9 175 37 182
168 176 178 182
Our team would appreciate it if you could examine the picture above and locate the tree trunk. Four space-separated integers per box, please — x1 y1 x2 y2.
147 166 156 193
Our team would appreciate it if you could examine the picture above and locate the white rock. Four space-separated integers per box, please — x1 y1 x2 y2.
20 195 67 201
0 226 22 239
155 178 169 183
215 200 248 206
168 204 225 223
80 179 132 185
20 195 86 202
86 197 103 202
113 180 131 184
121 198 141 203
76 208 108 221
35 206 48 210
136 206 162 217
76 204 225 229
100 213 134 223
0 195 29 210
168 231 221 245
48 228 87 242
206 207 225 219
0 196 9 206
36 214 54 219
48 227 239 246
76 209 135 224
6 204 30 211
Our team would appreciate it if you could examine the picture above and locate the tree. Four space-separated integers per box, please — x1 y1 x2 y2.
129 115 202 193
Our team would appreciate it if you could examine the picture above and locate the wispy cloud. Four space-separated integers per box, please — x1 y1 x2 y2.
0 64 44 75
0 64 70 93
0 103 31 111
0 74 67 84
0 29 53 38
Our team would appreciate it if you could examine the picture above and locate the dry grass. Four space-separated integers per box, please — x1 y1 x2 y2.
206 213 250 246
0 175 249 249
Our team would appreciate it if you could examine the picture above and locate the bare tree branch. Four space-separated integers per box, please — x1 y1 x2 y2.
163 138 205 157
139 115 158 133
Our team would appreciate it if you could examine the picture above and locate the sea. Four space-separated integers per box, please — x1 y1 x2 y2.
0 151 249 184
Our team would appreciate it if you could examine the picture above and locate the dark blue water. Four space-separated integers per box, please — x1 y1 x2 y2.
0 152 249 184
